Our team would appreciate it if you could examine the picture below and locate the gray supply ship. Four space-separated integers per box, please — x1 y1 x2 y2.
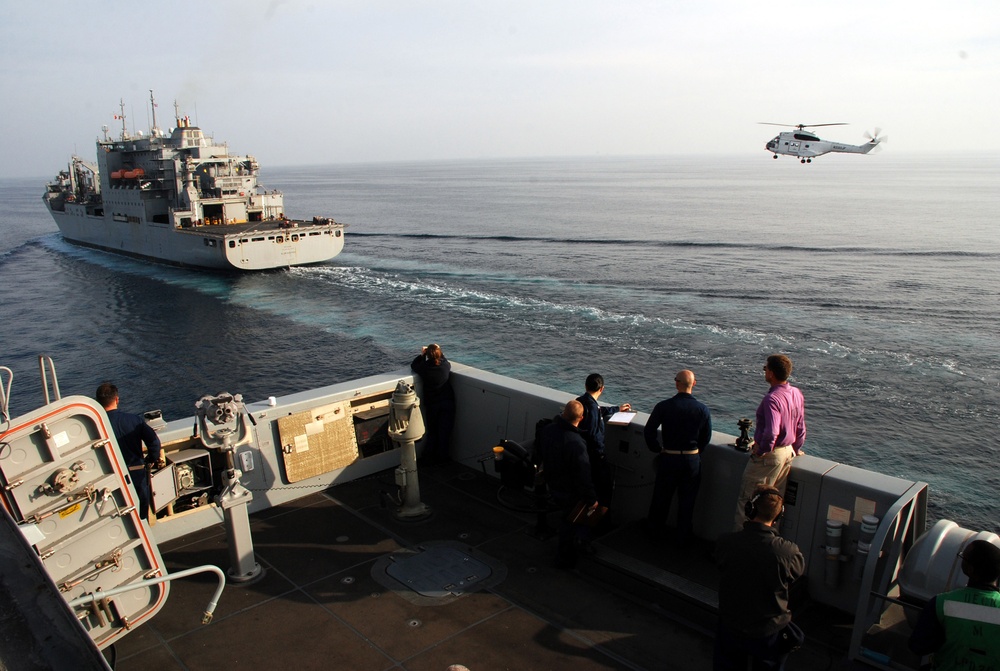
43 94 345 270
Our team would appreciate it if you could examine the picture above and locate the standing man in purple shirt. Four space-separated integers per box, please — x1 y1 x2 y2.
734 354 806 531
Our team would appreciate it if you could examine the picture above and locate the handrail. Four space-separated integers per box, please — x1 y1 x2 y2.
0 365 12 425
848 481 928 668
67 564 226 625
38 355 61 404
871 592 924 611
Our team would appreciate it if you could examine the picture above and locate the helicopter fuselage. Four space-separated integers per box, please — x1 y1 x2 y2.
766 130 878 163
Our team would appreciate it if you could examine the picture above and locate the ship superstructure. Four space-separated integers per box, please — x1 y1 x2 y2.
43 94 345 270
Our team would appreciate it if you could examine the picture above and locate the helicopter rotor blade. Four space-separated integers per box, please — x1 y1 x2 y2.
758 122 849 129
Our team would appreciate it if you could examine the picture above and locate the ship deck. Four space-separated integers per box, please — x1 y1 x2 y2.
107 460 895 671
178 219 341 238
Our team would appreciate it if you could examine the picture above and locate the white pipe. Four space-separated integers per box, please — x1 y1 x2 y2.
67 564 226 624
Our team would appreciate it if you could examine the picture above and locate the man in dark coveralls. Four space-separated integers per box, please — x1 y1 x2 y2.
715 485 805 670
539 399 598 569
643 369 712 544
576 373 630 507
909 539 1000 670
96 382 163 520
410 343 456 464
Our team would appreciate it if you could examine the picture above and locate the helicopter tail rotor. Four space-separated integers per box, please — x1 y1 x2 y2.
864 128 888 152
864 127 886 142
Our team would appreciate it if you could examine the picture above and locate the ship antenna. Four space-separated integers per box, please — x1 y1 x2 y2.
117 99 128 141
149 89 159 137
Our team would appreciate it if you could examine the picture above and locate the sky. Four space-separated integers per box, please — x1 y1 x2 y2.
1 1 997 179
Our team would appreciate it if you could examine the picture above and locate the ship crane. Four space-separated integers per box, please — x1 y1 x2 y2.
72 156 99 176
68 155 100 198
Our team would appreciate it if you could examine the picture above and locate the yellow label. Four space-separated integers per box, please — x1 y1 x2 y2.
59 503 82 518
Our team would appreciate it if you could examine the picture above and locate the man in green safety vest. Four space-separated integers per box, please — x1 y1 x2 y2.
909 539 1000 670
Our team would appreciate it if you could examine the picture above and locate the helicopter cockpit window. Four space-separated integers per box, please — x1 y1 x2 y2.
793 132 819 141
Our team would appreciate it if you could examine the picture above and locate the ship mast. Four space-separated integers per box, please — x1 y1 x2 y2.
149 90 160 137
116 99 128 141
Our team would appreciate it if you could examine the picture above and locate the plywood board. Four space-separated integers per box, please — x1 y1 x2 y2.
277 401 359 482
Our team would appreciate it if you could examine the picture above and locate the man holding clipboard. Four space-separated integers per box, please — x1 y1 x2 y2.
577 373 631 507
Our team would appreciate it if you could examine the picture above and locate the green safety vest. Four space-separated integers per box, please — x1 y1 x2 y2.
933 586 1000 671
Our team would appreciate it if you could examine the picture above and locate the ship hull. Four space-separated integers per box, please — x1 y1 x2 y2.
48 206 345 270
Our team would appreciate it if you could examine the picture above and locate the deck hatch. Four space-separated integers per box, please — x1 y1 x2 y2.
386 546 490 597
373 541 507 605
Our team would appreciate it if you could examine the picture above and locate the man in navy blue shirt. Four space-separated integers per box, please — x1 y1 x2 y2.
643 369 712 544
577 373 630 507
539 400 597 568
96 382 163 520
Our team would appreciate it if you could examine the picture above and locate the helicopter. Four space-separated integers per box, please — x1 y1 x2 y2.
761 123 885 163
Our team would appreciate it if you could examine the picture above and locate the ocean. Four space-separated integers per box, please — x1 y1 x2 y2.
1 154 998 532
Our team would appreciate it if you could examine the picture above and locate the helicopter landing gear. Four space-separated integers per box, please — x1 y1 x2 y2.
773 154 778 159
800 158 812 164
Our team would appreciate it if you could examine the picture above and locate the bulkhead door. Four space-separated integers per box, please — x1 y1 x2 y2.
0 396 169 649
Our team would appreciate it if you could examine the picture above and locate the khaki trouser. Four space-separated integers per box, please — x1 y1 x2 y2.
734 446 795 531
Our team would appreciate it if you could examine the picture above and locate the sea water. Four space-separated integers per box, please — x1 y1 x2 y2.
1 154 997 531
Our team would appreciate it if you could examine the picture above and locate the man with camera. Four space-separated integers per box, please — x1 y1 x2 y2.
715 485 805 670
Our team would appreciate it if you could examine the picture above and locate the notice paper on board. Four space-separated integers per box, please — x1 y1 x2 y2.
607 411 637 426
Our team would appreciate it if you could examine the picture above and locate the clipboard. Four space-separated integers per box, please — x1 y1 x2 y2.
607 411 636 426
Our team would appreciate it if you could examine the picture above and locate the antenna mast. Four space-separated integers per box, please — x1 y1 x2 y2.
149 89 160 137
116 99 128 141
